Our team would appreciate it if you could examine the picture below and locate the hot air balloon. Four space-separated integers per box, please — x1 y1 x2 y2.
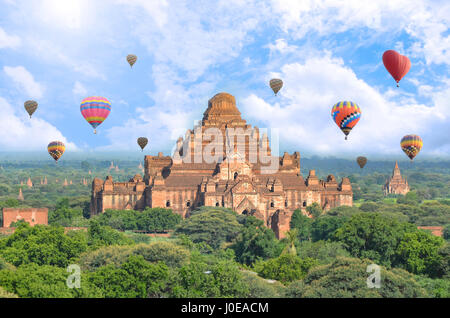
127 54 137 68
356 156 367 168
24 100 38 118
47 141 65 163
401 134 422 160
382 50 411 87
137 137 148 151
269 79 283 95
80 96 111 134
331 101 361 140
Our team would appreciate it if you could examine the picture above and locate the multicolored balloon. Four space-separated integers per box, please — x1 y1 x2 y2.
24 100 38 118
47 141 65 163
356 156 367 168
269 79 283 95
331 101 361 140
80 96 111 134
137 137 148 151
127 54 137 68
401 134 423 160
382 50 411 87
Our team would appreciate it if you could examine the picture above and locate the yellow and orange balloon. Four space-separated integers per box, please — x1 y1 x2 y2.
401 134 422 160
47 141 65 163
331 101 362 140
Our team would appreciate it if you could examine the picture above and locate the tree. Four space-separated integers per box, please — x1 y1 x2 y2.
87 220 134 249
0 198 20 209
0 263 102 298
49 204 85 227
231 216 282 266
132 241 190 268
416 276 450 298
282 229 299 256
81 160 91 172
0 222 87 267
296 240 350 265
435 243 449 279
78 240 191 271
95 208 182 232
397 191 421 205
0 286 18 298
0 184 11 196
289 209 313 241
254 254 318 284
285 257 428 298
240 270 286 298
175 208 241 249
78 245 134 271
306 203 322 218
170 253 248 298
0 257 15 271
311 215 348 242
138 208 182 232
333 213 417 267
394 231 445 276
87 255 169 298
359 202 379 212
326 205 360 217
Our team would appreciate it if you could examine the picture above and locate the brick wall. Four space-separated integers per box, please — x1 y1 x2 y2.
2 208 48 227
417 226 444 237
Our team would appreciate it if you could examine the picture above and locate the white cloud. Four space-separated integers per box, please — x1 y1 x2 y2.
0 27 21 49
267 39 298 55
118 0 265 81
101 108 193 152
26 38 106 79
240 53 448 157
0 97 77 151
115 0 169 28
3 66 44 99
103 64 217 151
271 0 450 66
102 0 269 151
72 81 87 96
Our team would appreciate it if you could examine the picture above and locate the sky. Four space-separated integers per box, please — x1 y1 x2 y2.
0 0 449 160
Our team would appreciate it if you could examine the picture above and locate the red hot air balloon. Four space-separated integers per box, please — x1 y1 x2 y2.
80 96 111 134
382 50 411 87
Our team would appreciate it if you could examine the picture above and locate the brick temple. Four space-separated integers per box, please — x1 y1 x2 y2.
2 208 48 227
90 92 353 238
383 161 410 195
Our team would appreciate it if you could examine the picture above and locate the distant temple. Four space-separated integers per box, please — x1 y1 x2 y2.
17 188 24 201
2 208 48 227
91 93 353 238
383 161 410 195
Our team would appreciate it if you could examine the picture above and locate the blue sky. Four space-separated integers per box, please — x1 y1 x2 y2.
0 0 449 160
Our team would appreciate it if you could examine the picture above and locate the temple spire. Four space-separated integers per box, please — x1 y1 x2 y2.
393 161 401 176
18 188 24 201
